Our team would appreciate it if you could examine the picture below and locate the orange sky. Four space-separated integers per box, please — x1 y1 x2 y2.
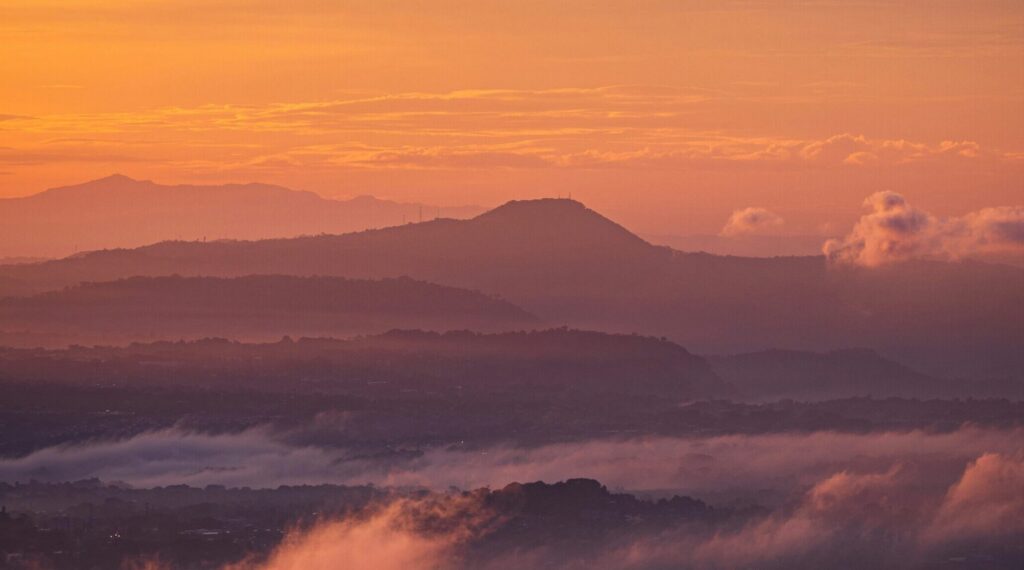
1 0 1022 235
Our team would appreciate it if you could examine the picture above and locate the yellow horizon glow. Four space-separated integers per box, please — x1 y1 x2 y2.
1 0 1022 234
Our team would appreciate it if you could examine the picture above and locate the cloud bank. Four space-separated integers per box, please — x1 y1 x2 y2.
2 426 1021 502
223 495 495 570
824 191 1024 266
12 426 1019 569
131 451 1023 570
923 452 1024 544
586 454 1024 569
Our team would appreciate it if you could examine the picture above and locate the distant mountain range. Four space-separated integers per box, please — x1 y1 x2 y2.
0 275 537 346
0 175 483 258
1 197 1021 378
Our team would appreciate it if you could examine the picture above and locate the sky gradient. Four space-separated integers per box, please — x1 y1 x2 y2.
1 0 1022 235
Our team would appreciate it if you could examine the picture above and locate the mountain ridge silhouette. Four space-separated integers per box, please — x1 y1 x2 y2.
1 196 1020 377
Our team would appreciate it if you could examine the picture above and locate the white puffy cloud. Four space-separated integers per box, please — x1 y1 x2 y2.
720 207 785 236
824 191 1024 266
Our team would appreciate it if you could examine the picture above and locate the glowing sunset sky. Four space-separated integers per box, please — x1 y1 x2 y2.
1 0 1022 234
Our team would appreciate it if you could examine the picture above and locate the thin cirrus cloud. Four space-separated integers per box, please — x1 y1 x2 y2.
3 86 1021 237
0 87 1015 176
2 0 1021 234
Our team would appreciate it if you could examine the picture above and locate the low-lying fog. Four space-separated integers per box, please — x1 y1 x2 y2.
5 425 1022 569
3 425 1019 500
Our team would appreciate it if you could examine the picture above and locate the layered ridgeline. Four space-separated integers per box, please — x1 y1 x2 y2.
2 198 1021 377
0 175 482 258
0 275 538 346
0 329 728 401
5 331 1024 461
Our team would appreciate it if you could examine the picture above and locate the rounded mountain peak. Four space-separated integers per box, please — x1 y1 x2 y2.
469 198 653 254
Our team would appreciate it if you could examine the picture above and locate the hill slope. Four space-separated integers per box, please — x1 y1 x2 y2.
710 349 960 401
0 275 538 346
0 328 729 400
0 198 667 298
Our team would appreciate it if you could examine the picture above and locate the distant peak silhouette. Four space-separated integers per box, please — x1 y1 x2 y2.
468 197 654 253
0 176 483 258
41 174 156 196
474 198 587 222
94 173 138 184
